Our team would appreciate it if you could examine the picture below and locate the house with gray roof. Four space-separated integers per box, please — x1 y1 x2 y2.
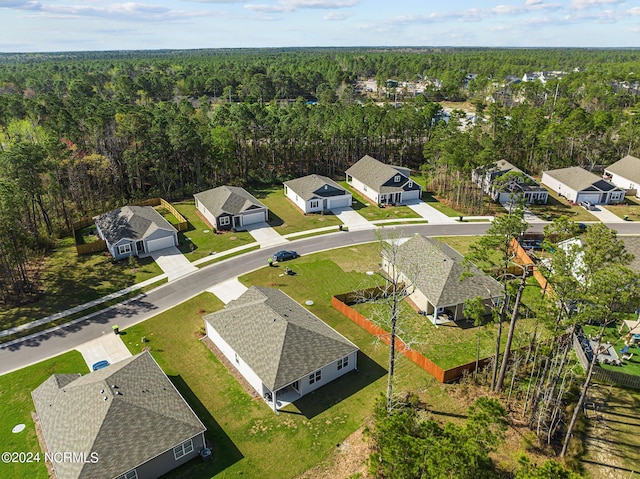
345 155 421 206
94 206 178 261
604 155 640 198
382 235 503 325
194 185 268 231
472 160 548 204
541 166 625 205
284 174 352 213
203 287 358 412
31 351 206 479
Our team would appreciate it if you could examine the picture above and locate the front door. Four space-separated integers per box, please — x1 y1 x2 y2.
233 216 241 228
136 241 144 253
394 192 402 204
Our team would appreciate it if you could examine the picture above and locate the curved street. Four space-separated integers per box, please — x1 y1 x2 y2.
2 221 639 375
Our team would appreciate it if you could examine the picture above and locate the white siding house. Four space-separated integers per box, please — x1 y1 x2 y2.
283 175 352 213
604 155 640 197
541 166 625 205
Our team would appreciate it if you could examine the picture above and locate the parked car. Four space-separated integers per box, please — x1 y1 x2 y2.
272 250 299 262
581 201 596 210
92 360 110 371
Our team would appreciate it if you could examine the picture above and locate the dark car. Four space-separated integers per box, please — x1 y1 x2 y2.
92 360 110 371
272 250 299 262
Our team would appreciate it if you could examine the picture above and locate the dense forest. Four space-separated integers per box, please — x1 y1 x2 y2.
1 47 640 303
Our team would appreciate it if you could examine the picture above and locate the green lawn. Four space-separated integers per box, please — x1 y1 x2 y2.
528 188 598 222
171 201 255 261
583 323 640 377
122 268 446 478
602 196 640 221
338 181 421 221
0 351 87 479
251 186 342 235
410 175 465 217
0 237 163 331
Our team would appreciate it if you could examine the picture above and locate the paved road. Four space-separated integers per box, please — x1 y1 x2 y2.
2 221 639 376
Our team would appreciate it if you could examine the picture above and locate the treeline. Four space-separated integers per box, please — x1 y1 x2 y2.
1 47 640 304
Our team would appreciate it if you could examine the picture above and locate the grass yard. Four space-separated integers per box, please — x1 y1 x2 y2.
0 351 87 479
528 188 598 222
122 282 448 478
338 181 421 221
251 186 343 235
583 323 640 377
0 237 163 331
410 176 465 217
582 384 640 479
602 196 640 221
171 201 255 261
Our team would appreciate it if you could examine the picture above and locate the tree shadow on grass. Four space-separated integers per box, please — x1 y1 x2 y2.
168 375 243 478
287 351 386 420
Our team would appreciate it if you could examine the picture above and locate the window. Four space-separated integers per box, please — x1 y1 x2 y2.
117 244 132 255
310 200 319 209
219 216 230 226
408 181 413 187
337 356 349 370
394 175 401 183
173 438 194 460
309 370 321 384
115 470 138 479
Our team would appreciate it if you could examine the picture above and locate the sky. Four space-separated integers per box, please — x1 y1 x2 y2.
1 0 639 53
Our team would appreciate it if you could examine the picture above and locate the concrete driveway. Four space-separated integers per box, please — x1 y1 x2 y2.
405 200 457 224
588 205 626 223
207 278 248 304
76 334 132 370
149 246 197 281
244 222 287 247
331 207 373 230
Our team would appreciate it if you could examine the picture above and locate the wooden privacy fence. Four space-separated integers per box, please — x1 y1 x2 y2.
73 198 188 255
572 333 640 390
510 238 551 294
332 290 492 383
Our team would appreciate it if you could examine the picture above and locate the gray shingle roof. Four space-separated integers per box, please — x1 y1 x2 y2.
284 174 348 200
396 235 502 306
194 186 266 217
94 206 177 245
203 287 358 391
606 155 640 185
31 351 206 479
346 155 410 192
543 166 620 192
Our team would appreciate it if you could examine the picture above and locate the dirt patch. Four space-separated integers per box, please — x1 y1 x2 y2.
294 425 371 479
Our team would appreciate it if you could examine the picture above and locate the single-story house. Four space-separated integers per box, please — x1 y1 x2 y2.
541 166 625 205
382 235 503 325
604 155 640 197
31 351 207 479
472 160 548 204
94 206 178 261
345 155 422 205
283 174 352 213
194 186 268 231
203 287 358 412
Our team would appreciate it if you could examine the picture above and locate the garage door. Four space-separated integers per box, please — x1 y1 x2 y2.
402 190 421 202
577 193 601 204
328 196 351 209
242 211 266 226
146 236 176 252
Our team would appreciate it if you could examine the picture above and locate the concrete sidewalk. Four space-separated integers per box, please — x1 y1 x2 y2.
405 199 457 224
589 205 626 223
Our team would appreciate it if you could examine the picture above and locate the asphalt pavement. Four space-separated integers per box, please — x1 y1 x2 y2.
3 220 637 376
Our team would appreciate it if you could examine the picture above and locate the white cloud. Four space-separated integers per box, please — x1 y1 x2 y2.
570 0 624 10
323 11 351 20
245 0 357 14
0 0 41 10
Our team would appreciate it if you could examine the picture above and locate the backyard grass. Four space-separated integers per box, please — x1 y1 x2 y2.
0 350 87 479
252 186 343 235
582 384 640 479
602 196 640 221
337 181 421 221
122 286 447 478
583 322 640 377
171 201 255 261
528 188 598 222
0 237 163 331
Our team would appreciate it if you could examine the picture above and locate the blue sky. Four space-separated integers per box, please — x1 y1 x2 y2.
1 0 639 52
